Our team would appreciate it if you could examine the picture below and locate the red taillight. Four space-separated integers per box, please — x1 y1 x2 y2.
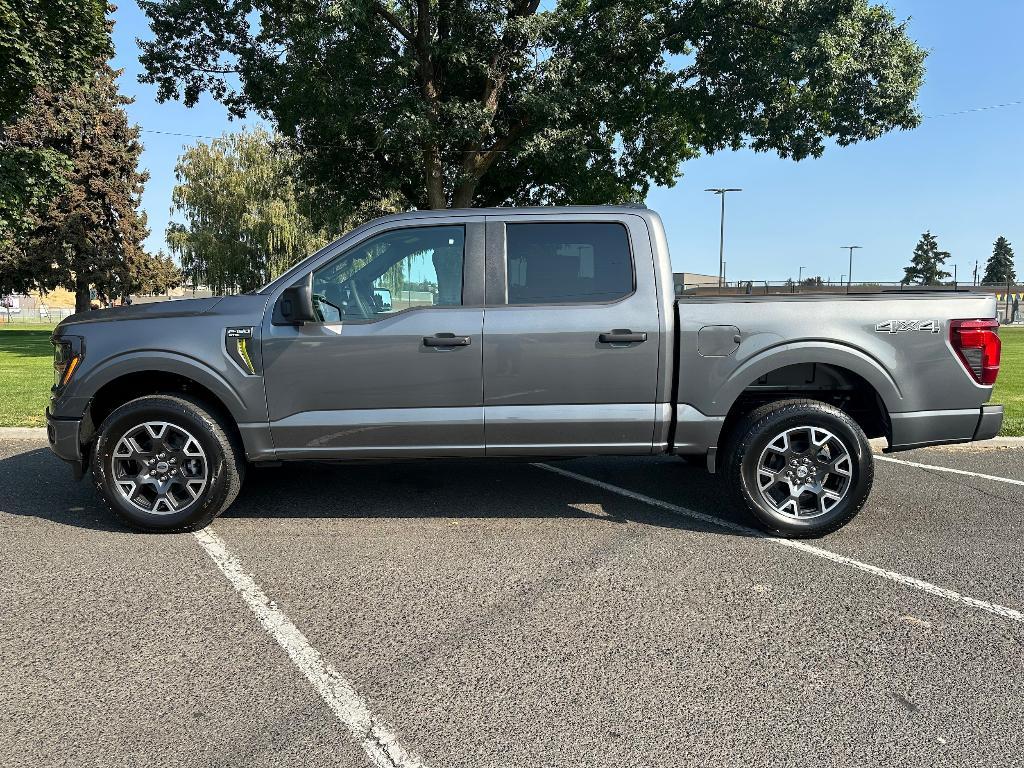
949 318 1001 385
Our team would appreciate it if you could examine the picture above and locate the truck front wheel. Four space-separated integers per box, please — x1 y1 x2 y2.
90 394 245 532
723 399 874 537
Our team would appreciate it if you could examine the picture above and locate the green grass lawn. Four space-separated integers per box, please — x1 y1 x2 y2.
0 323 56 427
992 326 1024 436
1 322 1023 433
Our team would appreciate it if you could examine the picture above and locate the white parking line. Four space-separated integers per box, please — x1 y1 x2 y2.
533 463 1024 624
876 455 1024 486
192 528 427 768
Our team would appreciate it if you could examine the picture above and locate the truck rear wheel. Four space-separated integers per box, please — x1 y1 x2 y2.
90 394 245 532
723 399 873 537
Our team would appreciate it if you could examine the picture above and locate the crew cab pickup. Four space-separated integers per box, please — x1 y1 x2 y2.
47 206 1003 536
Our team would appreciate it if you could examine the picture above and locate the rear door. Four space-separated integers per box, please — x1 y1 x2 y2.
261 217 486 458
482 213 662 455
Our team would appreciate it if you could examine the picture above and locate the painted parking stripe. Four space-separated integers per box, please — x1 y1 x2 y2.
875 455 1024 486
192 528 427 768
533 463 1024 624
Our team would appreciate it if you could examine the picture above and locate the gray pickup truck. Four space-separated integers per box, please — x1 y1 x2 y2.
47 206 1003 536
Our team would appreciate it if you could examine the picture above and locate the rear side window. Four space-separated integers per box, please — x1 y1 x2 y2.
505 222 633 305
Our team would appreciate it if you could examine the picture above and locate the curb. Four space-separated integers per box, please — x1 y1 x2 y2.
871 436 1024 452
0 427 48 439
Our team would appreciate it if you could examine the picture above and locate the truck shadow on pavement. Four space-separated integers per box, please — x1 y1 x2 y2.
0 448 755 537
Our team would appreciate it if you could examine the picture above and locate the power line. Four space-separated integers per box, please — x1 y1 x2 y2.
137 96 1024 145
139 128 223 140
924 98 1024 119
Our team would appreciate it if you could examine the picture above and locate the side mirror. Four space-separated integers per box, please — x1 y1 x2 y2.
278 273 318 325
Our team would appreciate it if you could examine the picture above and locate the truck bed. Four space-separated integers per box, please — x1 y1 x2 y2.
671 290 1000 457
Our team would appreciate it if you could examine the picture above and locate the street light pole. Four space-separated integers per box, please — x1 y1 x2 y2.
841 246 862 294
706 188 742 288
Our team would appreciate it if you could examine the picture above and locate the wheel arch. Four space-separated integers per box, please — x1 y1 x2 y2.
716 343 898 451
81 354 245 450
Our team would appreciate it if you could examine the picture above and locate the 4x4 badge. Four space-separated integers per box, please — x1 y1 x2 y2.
874 319 940 334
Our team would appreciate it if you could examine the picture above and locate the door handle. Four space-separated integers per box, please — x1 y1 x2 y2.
599 330 647 344
423 333 472 347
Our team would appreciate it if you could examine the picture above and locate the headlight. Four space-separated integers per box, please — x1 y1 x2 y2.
52 336 84 389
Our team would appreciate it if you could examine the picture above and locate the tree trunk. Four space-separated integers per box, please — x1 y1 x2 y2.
75 276 91 313
433 246 462 305
425 148 446 209
451 178 478 208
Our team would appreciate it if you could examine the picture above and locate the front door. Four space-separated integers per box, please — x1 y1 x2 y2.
262 219 485 458
482 214 662 455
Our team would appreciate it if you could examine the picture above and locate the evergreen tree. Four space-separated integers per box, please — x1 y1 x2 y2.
0 0 111 251
982 236 1016 285
2 64 180 311
901 232 951 285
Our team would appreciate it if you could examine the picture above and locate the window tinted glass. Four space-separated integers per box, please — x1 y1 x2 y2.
312 226 464 322
505 223 633 305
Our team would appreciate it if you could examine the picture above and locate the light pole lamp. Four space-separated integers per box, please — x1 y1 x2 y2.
706 188 742 288
841 245 861 293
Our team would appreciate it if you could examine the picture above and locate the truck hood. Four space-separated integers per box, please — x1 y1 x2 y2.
57 296 226 327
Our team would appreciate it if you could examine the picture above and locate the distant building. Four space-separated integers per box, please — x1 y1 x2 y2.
672 272 719 295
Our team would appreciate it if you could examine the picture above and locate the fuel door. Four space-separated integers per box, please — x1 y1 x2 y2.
697 325 741 357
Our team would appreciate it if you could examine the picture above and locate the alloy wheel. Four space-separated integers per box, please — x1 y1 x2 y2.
111 421 209 515
755 425 853 519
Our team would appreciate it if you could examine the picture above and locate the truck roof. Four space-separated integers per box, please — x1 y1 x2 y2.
366 204 651 224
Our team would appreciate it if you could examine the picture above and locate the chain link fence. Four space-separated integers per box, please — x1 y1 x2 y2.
0 302 75 325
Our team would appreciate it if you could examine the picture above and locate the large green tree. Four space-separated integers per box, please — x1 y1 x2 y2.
2 65 181 311
138 0 926 219
982 236 1016 285
901 231 951 286
167 128 341 293
0 0 112 246
0 0 110 123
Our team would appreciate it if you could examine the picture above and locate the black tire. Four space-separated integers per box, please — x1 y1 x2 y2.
722 399 873 538
90 394 245 532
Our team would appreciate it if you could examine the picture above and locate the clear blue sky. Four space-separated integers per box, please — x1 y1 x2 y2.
111 0 1024 283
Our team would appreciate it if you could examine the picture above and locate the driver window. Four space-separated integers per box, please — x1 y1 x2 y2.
312 225 465 323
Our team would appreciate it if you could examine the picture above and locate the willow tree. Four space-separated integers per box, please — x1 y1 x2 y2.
167 128 336 293
139 0 926 219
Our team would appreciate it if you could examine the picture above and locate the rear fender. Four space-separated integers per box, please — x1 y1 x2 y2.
712 341 903 415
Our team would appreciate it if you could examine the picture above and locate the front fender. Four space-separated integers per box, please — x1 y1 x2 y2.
71 350 252 422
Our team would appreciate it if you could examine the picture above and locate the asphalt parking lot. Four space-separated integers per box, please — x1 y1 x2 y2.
2 436 1023 767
